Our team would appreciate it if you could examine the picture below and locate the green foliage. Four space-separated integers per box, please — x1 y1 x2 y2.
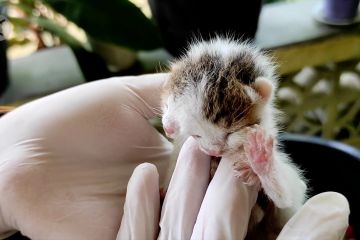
1 0 87 49
43 0 162 50
2 0 162 51
8 16 84 47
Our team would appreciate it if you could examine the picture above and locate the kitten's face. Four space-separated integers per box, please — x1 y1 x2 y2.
162 38 276 157
162 89 260 157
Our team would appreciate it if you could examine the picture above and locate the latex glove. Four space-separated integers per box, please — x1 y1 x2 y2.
118 137 260 240
0 73 350 240
0 73 260 240
159 138 260 239
117 136 350 240
0 74 172 239
278 192 350 240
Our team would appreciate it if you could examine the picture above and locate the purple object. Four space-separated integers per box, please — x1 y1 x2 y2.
323 0 360 21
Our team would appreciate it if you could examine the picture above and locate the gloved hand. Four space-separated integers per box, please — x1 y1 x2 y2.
0 73 258 240
0 74 171 239
0 73 350 240
120 137 350 240
118 137 259 240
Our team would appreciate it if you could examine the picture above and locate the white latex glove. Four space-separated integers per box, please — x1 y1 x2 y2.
0 73 259 240
0 73 350 240
118 137 350 240
159 137 260 240
118 137 260 240
277 192 350 240
0 74 172 239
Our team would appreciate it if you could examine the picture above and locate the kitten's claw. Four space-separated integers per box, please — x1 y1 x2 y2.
244 127 274 176
233 166 259 185
233 154 260 186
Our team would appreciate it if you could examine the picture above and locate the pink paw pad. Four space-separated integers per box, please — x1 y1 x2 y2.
244 127 274 176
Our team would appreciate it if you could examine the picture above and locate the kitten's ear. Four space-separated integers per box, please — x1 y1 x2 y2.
252 77 274 102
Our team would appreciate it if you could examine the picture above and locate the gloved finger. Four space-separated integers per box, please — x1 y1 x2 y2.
117 163 160 240
0 171 16 239
158 137 211 240
277 192 350 240
191 157 260 240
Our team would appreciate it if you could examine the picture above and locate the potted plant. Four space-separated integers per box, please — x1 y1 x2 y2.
0 0 163 81
148 0 263 57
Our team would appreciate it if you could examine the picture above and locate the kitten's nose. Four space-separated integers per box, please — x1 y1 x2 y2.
164 126 175 135
163 121 178 138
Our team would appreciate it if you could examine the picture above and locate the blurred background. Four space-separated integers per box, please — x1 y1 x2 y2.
1 0 359 149
0 0 360 239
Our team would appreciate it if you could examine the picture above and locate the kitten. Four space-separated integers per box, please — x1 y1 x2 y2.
161 37 307 238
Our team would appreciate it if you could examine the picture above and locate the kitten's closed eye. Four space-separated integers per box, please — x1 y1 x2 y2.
192 135 201 139
225 131 235 139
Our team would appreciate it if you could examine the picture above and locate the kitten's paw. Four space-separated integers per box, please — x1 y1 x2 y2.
233 156 260 186
244 126 274 176
234 166 260 185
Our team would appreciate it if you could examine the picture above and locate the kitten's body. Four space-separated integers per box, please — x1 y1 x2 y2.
161 38 307 238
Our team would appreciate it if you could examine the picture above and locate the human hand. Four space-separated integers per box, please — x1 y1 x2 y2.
118 137 260 239
0 73 350 240
0 73 260 240
118 136 350 240
119 137 350 240
0 74 173 239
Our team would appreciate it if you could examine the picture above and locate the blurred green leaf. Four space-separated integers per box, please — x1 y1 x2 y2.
7 16 29 27
7 37 31 47
32 17 84 48
0 0 34 15
43 0 162 50
8 16 85 48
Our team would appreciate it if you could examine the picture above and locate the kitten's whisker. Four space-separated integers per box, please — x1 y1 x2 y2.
232 104 253 121
151 107 163 114
150 107 163 116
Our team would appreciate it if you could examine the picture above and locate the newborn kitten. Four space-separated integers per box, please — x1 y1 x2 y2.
161 37 307 238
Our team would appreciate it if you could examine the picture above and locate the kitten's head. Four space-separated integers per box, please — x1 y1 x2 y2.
162 38 278 156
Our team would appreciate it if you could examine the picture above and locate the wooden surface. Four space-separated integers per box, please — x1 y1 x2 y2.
0 106 14 113
256 0 360 75
272 33 360 74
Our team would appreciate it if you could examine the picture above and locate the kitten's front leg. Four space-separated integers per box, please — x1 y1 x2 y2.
243 126 307 211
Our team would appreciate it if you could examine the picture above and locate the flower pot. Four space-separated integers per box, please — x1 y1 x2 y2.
71 47 112 82
148 0 263 57
90 40 137 73
323 0 360 22
281 134 360 238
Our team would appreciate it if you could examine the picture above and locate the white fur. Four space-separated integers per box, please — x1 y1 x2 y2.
162 37 307 237
185 37 278 89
